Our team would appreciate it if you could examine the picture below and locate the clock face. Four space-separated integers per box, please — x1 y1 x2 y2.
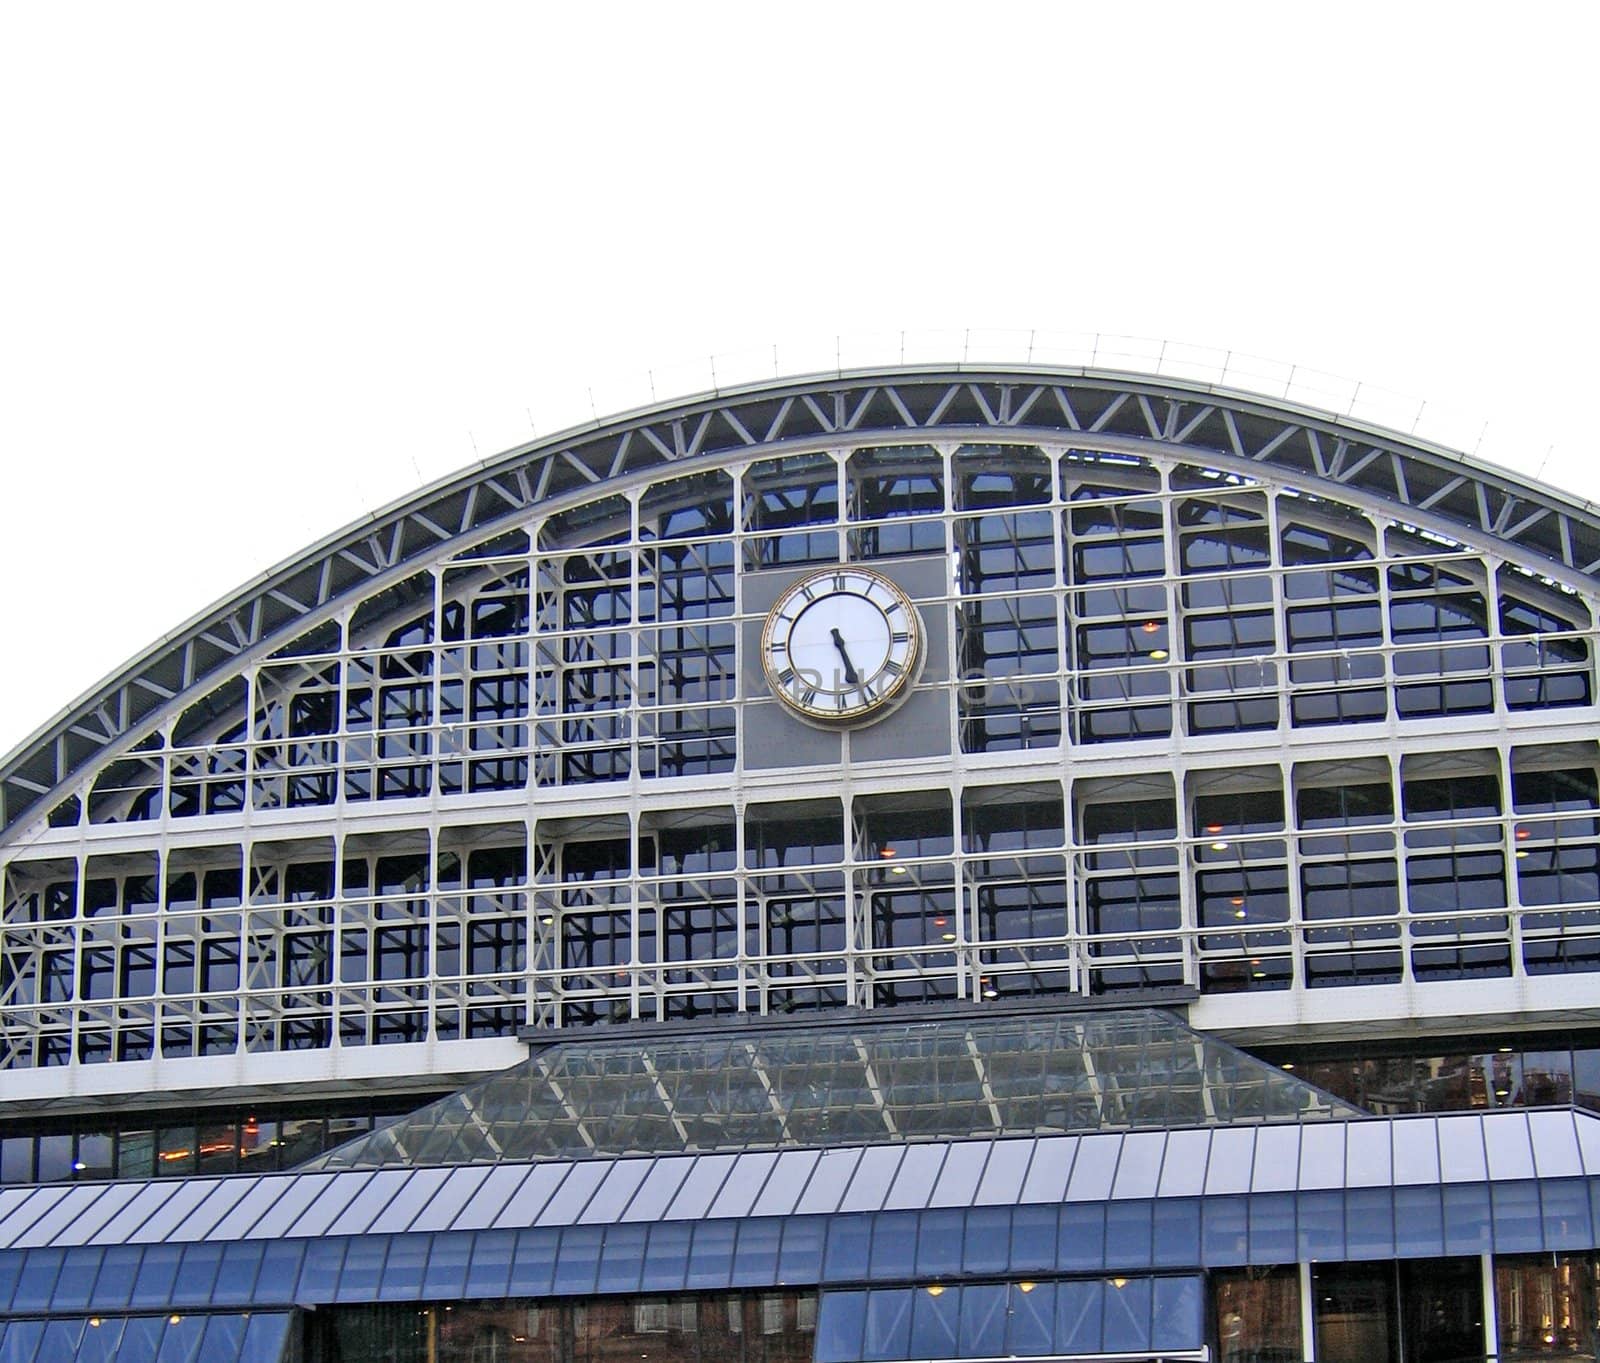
761 567 924 725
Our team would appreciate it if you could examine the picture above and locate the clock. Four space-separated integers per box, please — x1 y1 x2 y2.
760 567 925 725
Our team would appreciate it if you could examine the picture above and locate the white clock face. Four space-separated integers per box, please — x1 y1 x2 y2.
761 567 924 725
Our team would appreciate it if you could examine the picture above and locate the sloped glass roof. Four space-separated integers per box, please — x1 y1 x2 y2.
308 1009 1360 1170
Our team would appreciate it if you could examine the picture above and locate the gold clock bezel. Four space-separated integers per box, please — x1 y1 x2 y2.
759 566 925 726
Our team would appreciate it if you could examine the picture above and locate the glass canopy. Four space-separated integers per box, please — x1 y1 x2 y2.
309 1009 1360 1170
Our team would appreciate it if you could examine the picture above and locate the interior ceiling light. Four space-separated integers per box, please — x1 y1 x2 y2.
1141 621 1160 634
1150 648 1169 660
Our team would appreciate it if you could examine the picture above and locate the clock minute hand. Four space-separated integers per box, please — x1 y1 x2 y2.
828 627 860 685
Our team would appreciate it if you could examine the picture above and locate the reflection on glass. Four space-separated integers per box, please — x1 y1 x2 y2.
1496 1252 1600 1359
319 1291 817 1363
1214 1266 1300 1362
1314 1258 1483 1363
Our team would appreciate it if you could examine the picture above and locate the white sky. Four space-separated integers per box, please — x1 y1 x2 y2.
1 3 1597 759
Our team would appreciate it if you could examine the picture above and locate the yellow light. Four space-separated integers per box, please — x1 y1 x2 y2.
1017 1281 1036 1293
1150 648 1169 660
941 932 957 942
879 846 897 859
892 865 907 875
1282 1063 1295 1071
926 1284 945 1297
88 1319 101 1329
1233 909 1247 920
1110 1277 1128 1289
1210 841 1229 852
1141 621 1160 634
169 1315 182 1325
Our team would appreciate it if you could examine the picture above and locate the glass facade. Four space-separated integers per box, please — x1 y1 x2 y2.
311 1009 1353 1171
3 429 1598 1075
312 1291 815 1363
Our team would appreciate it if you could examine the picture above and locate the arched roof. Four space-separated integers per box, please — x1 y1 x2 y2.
5 363 1598 837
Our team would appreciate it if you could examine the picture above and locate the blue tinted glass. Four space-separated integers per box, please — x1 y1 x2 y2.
908 1282 960 1357
1055 1278 1103 1352
1248 1193 1296 1263
10 1248 64 1312
1200 1198 1247 1264
1006 1281 1056 1355
1344 1187 1396 1258
1058 1205 1105 1272
506 1229 558 1297
211 1241 266 1306
76 1316 127 1363
334 1236 388 1302
731 1219 782 1287
297 1238 349 1305
640 1222 691 1293
824 1218 870 1281
1490 1183 1542 1253
155 1313 207 1363
915 1209 964 1278
463 1228 516 1298
685 1220 737 1289
378 1234 430 1299
814 1290 867 1363
89 1245 142 1310
595 1223 647 1294
1010 1205 1057 1274
198 1316 246 1358
962 1207 1011 1275
778 1217 825 1282
49 1246 103 1310
1152 1199 1200 1268
239 1312 294 1363
36 1320 85 1360
1102 1277 1153 1353
861 1287 913 1361
0 1253 21 1311
118 1314 166 1363
1540 1179 1594 1249
958 1282 1008 1358
1434 1184 1487 1254
257 1240 308 1305
867 1210 918 1278
1151 1276 1204 1351
551 1225 602 1295
421 1233 473 1299
1394 1186 1446 1256
173 1242 225 1307
1296 1189 1345 1262
1106 1201 1153 1267
0 1320 43 1363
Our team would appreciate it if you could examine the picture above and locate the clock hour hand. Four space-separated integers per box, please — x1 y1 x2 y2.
828 627 860 685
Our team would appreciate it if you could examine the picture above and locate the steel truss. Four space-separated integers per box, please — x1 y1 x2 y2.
6 366 1599 835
